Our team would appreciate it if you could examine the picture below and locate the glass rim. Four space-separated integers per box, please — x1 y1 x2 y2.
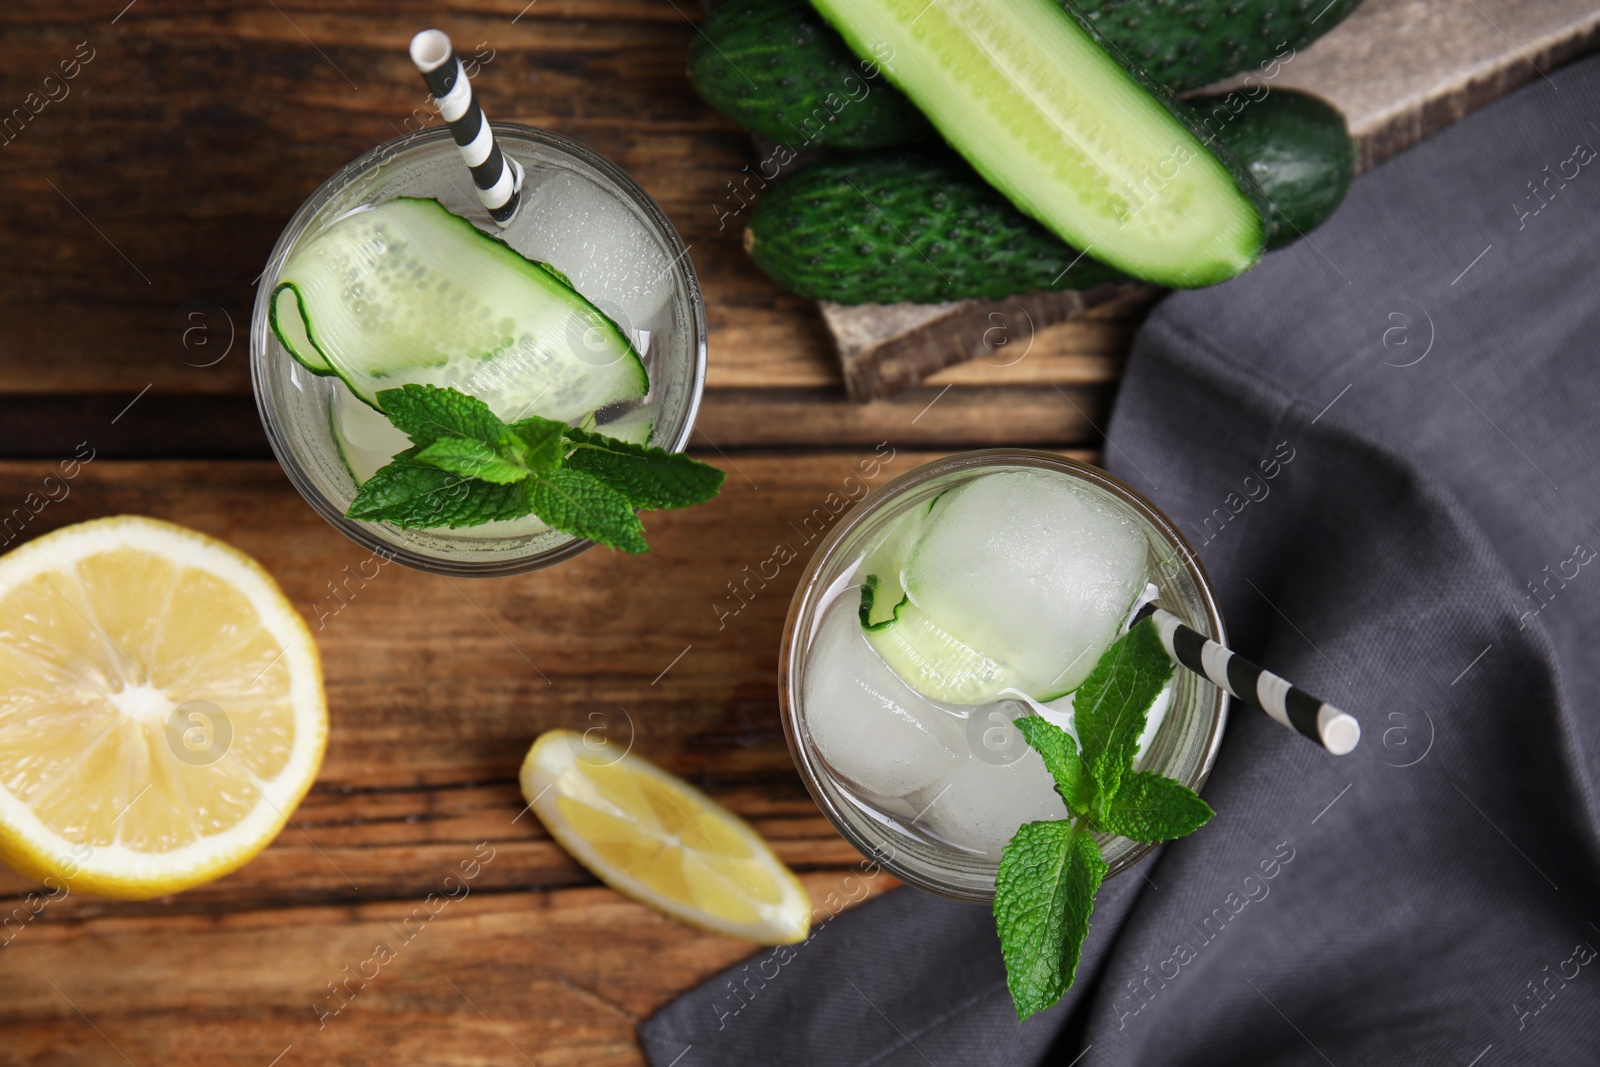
249 123 708 578
778 448 1230 901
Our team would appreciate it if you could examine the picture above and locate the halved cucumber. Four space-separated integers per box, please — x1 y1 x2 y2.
807 0 1266 287
271 197 648 422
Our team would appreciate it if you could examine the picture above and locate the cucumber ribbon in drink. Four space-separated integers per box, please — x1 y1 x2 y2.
802 469 1216 1019
270 197 721 551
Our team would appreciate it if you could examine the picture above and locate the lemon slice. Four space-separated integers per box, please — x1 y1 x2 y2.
522 730 810 944
0 516 327 899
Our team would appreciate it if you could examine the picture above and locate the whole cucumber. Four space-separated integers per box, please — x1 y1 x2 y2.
688 0 933 149
1081 0 1364 92
745 152 1130 304
745 88 1354 303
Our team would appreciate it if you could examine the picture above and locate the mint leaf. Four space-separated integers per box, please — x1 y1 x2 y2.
413 437 530 485
994 822 1107 1022
1014 715 1090 816
376 384 506 449
1096 771 1215 843
347 449 531 528
561 425 724 510
527 467 648 553
355 386 717 548
995 618 1212 1022
509 415 567 475
1072 618 1174 802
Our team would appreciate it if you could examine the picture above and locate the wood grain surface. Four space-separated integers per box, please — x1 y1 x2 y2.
0 0 1136 457
0 1 1587 1065
0 7 1003 1063
0 453 923 1066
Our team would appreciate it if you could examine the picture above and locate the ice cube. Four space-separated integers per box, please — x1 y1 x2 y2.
330 382 411 483
903 470 1149 698
910 742 1066 859
803 593 966 797
506 168 674 340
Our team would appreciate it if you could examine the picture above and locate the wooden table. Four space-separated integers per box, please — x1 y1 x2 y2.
1 3 1593 1065
0 4 1118 1064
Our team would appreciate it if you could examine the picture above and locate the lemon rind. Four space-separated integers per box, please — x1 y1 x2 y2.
0 516 327 900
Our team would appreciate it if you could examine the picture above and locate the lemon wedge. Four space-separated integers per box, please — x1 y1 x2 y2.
522 730 810 944
0 516 327 899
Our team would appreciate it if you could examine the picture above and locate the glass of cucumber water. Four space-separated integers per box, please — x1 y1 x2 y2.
250 125 706 574
780 450 1228 900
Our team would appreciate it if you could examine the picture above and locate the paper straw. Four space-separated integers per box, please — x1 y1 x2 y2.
409 29 523 226
1132 603 1360 756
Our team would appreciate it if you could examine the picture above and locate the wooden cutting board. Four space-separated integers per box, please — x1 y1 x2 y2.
824 0 1600 399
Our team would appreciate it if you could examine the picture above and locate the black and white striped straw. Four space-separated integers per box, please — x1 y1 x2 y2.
409 29 522 226
1132 603 1361 755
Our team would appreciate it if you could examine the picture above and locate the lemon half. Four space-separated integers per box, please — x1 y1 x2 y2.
0 516 327 899
522 730 810 944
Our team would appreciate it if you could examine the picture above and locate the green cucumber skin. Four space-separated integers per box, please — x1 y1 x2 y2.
1053 0 1272 267
689 0 933 149
746 153 1127 304
807 0 1266 288
1082 0 1364 92
1191 88 1356 250
746 88 1351 303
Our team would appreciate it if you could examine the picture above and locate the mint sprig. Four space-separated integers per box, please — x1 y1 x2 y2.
994 617 1214 1021
344 384 724 552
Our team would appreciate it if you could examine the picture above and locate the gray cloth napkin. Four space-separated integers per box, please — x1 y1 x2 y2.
640 53 1600 1066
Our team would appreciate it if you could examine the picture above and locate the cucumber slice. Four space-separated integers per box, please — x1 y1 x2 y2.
865 602 1024 704
859 574 906 630
901 470 1150 698
273 197 648 422
270 284 334 374
807 0 1265 287
858 507 924 630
